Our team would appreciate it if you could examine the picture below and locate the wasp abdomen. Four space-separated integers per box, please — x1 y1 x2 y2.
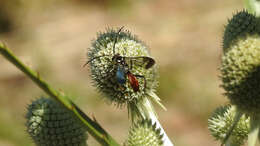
127 73 139 92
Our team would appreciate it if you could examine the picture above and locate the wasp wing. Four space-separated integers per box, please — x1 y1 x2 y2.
125 56 155 69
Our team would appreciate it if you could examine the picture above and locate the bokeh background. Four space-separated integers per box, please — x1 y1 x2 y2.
0 0 247 145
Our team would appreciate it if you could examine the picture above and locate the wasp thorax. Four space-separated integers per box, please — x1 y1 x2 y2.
87 28 158 106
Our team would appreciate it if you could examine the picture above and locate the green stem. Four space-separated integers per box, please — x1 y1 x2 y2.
248 115 260 146
142 97 173 146
129 96 173 146
0 43 119 146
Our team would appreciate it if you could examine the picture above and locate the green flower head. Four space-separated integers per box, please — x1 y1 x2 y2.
87 27 158 106
221 10 260 114
26 97 87 146
221 34 260 114
223 10 259 51
208 105 249 145
126 119 163 146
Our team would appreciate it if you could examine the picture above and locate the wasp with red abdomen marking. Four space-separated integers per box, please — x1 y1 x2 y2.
85 26 155 92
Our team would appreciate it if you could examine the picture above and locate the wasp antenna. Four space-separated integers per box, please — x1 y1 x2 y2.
118 26 124 32
82 59 94 67
82 61 90 68
113 26 125 55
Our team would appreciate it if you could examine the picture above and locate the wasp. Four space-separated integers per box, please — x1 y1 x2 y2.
85 27 155 92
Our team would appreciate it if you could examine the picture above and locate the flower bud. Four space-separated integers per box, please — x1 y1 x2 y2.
126 119 163 146
208 105 249 145
26 97 87 146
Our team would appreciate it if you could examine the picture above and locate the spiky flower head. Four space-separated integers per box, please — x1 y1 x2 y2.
208 105 249 146
87 27 158 106
26 97 87 146
223 10 259 51
221 10 260 114
125 119 163 146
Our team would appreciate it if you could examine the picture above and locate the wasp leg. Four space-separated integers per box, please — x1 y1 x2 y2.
129 59 133 70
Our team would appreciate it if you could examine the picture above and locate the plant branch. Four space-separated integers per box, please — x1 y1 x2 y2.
0 43 120 146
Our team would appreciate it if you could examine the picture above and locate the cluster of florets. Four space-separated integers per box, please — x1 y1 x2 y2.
26 97 87 146
88 28 158 106
221 11 260 114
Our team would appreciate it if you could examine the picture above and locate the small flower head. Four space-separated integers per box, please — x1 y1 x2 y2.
208 105 249 145
125 119 163 146
87 27 158 106
26 97 87 146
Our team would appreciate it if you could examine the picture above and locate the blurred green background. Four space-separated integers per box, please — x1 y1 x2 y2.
0 0 245 145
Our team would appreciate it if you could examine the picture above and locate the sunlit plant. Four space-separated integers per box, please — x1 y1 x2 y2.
208 4 260 146
0 26 173 146
2 1 260 146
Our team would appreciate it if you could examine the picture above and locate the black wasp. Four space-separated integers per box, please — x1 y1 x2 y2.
85 26 155 92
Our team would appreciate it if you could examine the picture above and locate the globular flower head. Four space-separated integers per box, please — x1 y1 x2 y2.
87 27 158 106
221 10 260 114
26 97 87 146
125 119 163 146
223 10 259 51
208 105 249 146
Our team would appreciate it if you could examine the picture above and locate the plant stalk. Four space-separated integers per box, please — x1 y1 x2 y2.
0 43 120 146
248 115 260 146
141 97 174 146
